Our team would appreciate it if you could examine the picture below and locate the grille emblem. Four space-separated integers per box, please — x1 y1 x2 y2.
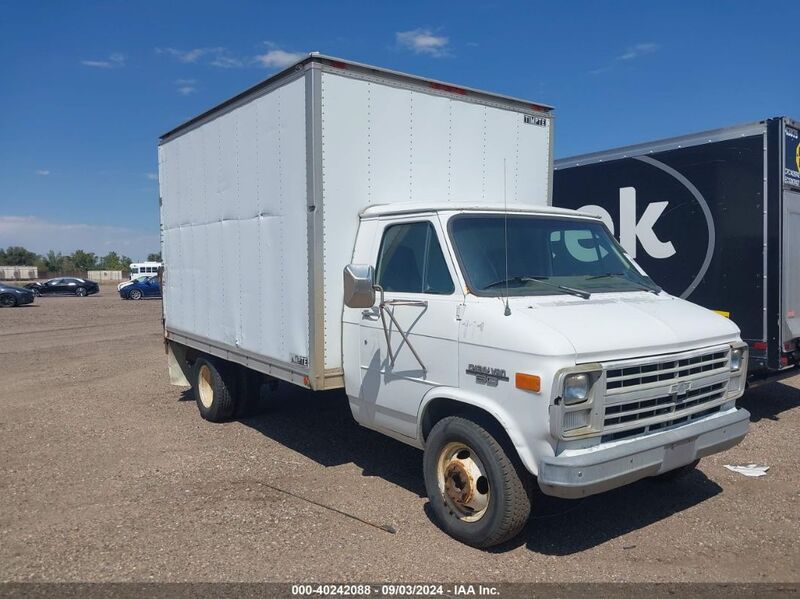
670 381 692 395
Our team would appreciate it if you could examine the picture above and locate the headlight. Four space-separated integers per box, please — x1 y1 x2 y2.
563 373 590 405
730 348 743 371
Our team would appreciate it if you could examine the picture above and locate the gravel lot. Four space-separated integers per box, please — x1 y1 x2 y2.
1 290 798 582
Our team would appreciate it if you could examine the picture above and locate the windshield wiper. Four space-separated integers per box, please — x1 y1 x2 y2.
586 272 661 295
483 275 591 300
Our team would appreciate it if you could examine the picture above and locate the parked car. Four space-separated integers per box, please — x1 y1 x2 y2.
25 277 100 297
119 275 161 300
117 274 149 291
0 282 36 307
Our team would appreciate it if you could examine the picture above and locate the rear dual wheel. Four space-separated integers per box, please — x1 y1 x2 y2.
192 357 237 422
423 416 532 548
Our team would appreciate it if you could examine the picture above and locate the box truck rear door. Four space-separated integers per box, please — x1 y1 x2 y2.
784 190 800 343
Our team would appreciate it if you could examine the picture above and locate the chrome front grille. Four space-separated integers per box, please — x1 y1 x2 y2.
600 346 732 441
606 349 729 394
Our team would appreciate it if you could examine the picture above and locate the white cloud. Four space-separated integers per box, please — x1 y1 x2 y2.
396 28 450 57
174 78 197 95
589 42 660 75
253 46 305 69
81 52 125 69
617 43 659 61
156 47 242 68
0 216 159 257
35 169 50 176
145 172 158 181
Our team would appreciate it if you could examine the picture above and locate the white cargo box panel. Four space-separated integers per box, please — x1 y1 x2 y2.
159 55 554 390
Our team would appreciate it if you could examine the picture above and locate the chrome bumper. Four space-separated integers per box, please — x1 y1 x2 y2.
538 407 750 499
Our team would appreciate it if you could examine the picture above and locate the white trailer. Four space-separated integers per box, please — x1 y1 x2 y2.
160 55 750 548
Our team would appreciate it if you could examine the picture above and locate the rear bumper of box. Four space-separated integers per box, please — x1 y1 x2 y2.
537 407 750 499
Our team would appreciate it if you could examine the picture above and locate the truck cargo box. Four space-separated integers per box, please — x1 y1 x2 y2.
553 117 800 375
159 54 554 390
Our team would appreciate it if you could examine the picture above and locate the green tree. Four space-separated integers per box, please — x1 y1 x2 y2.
147 252 162 262
68 250 97 271
39 250 65 273
99 251 125 270
1 246 40 266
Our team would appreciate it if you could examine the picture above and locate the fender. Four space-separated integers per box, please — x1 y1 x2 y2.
416 385 549 476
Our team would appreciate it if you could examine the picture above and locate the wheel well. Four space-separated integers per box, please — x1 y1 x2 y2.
421 397 512 447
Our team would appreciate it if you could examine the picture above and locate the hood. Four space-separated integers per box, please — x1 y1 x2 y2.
465 292 740 363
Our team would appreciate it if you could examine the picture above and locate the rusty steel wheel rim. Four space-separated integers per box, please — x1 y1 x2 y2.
436 441 491 522
198 364 214 409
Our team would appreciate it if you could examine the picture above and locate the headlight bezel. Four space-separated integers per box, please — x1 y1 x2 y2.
551 364 605 439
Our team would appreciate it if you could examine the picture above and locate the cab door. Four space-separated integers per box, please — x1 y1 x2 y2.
355 216 463 440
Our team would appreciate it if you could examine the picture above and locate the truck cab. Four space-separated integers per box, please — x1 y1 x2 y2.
342 202 749 547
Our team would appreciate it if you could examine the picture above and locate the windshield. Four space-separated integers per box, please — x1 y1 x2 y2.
449 214 659 297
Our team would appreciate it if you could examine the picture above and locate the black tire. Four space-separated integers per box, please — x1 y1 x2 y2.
423 416 532 548
31 288 40 297
128 289 143 300
654 459 700 481
0 293 17 308
75 287 87 297
192 357 237 422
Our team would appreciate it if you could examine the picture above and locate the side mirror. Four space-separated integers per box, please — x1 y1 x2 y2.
343 264 376 308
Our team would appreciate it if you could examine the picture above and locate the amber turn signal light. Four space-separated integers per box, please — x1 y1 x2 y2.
515 373 541 392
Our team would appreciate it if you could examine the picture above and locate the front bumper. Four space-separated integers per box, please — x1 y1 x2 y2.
17 293 35 305
537 407 750 499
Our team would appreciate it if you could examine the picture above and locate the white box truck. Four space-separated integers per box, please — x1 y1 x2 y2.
159 55 751 547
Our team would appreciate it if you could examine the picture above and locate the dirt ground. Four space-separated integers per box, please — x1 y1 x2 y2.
1 290 799 583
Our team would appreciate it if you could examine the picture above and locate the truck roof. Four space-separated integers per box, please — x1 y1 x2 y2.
160 53 554 143
359 202 600 220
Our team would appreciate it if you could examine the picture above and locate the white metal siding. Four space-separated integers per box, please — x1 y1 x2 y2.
319 71 552 370
160 76 309 368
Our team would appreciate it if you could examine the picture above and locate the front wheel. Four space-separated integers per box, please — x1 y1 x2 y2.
423 416 532 548
128 289 143 300
31 288 40 297
0 294 17 307
75 287 87 297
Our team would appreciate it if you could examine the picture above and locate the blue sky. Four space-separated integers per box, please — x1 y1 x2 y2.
0 0 796 258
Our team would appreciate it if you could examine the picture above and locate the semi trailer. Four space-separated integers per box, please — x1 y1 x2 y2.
554 117 800 379
159 55 750 547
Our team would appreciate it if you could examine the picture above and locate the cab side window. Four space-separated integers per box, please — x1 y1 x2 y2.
376 222 454 294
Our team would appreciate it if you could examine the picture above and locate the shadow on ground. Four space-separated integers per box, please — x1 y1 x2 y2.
238 385 426 498
740 377 800 422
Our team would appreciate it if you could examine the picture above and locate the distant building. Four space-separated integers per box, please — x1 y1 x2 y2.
0 265 38 280
87 270 123 282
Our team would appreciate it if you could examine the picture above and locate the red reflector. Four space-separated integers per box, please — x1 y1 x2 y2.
780 356 789 366
328 60 348 70
752 341 768 351
530 103 550 112
430 82 467 95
